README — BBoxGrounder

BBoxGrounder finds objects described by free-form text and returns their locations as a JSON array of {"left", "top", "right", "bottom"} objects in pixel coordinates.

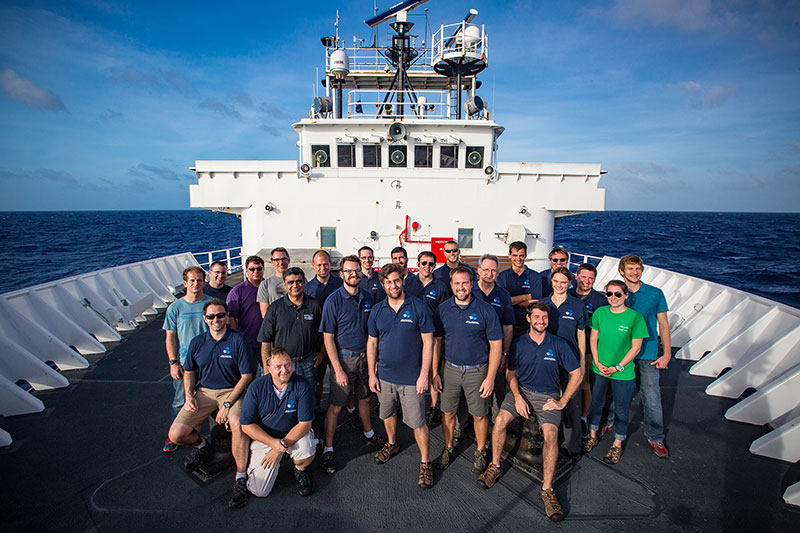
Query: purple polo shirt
[{"left": 226, "top": 280, "right": 262, "bottom": 348}]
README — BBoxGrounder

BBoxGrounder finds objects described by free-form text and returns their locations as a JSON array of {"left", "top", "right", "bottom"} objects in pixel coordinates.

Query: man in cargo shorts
[
  {"left": 476, "top": 300, "right": 582, "bottom": 522},
  {"left": 167, "top": 299, "right": 256, "bottom": 509},
  {"left": 367, "top": 264, "right": 435, "bottom": 488},
  {"left": 432, "top": 266, "right": 503, "bottom": 475}
]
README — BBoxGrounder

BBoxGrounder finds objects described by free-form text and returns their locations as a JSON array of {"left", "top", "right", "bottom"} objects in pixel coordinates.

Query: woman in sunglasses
[{"left": 583, "top": 280, "right": 648, "bottom": 464}]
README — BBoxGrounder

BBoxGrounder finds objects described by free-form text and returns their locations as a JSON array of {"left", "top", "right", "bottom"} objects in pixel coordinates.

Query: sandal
[{"left": 603, "top": 445, "right": 622, "bottom": 464}]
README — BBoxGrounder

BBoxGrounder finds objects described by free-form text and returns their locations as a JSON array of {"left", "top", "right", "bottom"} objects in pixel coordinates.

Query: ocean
[{"left": 0, "top": 210, "right": 798, "bottom": 308}]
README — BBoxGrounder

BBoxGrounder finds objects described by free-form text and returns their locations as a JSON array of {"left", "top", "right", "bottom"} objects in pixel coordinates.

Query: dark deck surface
[{"left": 1, "top": 309, "right": 799, "bottom": 532}]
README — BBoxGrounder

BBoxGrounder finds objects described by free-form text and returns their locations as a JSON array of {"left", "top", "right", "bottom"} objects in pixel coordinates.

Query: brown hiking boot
[
  {"left": 418, "top": 462, "right": 433, "bottom": 489},
  {"left": 477, "top": 462, "right": 503, "bottom": 489},
  {"left": 374, "top": 442, "right": 400, "bottom": 464},
  {"left": 540, "top": 488, "right": 565, "bottom": 522}
]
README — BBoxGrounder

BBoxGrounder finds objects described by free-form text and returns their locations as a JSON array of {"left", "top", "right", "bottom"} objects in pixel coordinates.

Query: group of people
[{"left": 161, "top": 241, "right": 671, "bottom": 521}]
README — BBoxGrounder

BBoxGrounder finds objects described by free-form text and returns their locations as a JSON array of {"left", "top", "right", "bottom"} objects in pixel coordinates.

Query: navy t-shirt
[
  {"left": 420, "top": 278, "right": 450, "bottom": 311},
  {"left": 569, "top": 287, "right": 608, "bottom": 319},
  {"left": 368, "top": 295, "right": 434, "bottom": 386},
  {"left": 433, "top": 263, "right": 476, "bottom": 285},
  {"left": 183, "top": 329, "right": 256, "bottom": 390},
  {"left": 539, "top": 268, "right": 554, "bottom": 297},
  {"left": 508, "top": 333, "right": 579, "bottom": 394},
  {"left": 240, "top": 374, "right": 314, "bottom": 439},
  {"left": 359, "top": 269, "right": 386, "bottom": 303},
  {"left": 434, "top": 297, "right": 503, "bottom": 366},
  {"left": 319, "top": 286, "right": 374, "bottom": 352},
  {"left": 305, "top": 275, "right": 343, "bottom": 305},
  {"left": 404, "top": 273, "right": 424, "bottom": 299},
  {"left": 203, "top": 284, "right": 232, "bottom": 301},
  {"left": 542, "top": 295, "right": 587, "bottom": 357},
  {"left": 496, "top": 266, "right": 543, "bottom": 326},
  {"left": 472, "top": 283, "right": 516, "bottom": 326}
]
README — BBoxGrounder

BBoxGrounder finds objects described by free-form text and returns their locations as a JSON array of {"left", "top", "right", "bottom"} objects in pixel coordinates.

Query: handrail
[
  {"left": 569, "top": 252, "right": 603, "bottom": 269},
  {"left": 192, "top": 246, "right": 243, "bottom": 274}
]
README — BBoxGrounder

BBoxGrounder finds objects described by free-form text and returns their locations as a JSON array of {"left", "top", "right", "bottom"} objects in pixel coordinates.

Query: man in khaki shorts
[
  {"left": 367, "top": 264, "right": 435, "bottom": 488},
  {"left": 167, "top": 298, "right": 256, "bottom": 509},
  {"left": 476, "top": 301, "right": 582, "bottom": 522}
]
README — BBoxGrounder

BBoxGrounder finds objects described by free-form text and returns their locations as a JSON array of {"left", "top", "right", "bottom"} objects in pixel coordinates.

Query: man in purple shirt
[{"left": 227, "top": 255, "right": 265, "bottom": 367}]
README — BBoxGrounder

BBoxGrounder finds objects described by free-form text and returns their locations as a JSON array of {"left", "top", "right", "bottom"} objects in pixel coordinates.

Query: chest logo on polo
[
  {"left": 523, "top": 279, "right": 530, "bottom": 287},
  {"left": 363, "top": 301, "right": 371, "bottom": 312},
  {"left": 286, "top": 399, "right": 297, "bottom": 413},
  {"left": 543, "top": 349, "right": 556, "bottom": 362},
  {"left": 303, "top": 313, "right": 314, "bottom": 321},
  {"left": 586, "top": 303, "right": 594, "bottom": 311},
  {"left": 492, "top": 296, "right": 501, "bottom": 307},
  {"left": 400, "top": 310, "right": 414, "bottom": 323},
  {"left": 562, "top": 309, "right": 575, "bottom": 321},
  {"left": 466, "top": 313, "right": 480, "bottom": 325},
  {"left": 428, "top": 290, "right": 437, "bottom": 297},
  {"left": 220, "top": 346, "right": 232, "bottom": 359}
]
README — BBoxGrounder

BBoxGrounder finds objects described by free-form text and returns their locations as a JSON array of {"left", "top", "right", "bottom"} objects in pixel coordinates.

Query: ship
[{"left": 1, "top": 2, "right": 798, "bottom": 530}]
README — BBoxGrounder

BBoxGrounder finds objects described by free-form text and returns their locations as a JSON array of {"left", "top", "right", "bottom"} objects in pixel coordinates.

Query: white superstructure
[{"left": 190, "top": 3, "right": 605, "bottom": 266}]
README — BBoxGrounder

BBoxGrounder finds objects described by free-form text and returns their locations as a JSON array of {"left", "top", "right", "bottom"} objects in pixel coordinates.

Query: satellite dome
[{"left": 330, "top": 49, "right": 350, "bottom": 79}]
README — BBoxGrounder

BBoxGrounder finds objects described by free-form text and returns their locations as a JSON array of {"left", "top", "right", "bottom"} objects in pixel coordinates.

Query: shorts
[
  {"left": 328, "top": 352, "right": 369, "bottom": 407},
  {"left": 247, "top": 430, "right": 318, "bottom": 497},
  {"left": 440, "top": 362, "right": 490, "bottom": 418},
  {"left": 172, "top": 387, "right": 241, "bottom": 430},
  {"left": 500, "top": 387, "right": 561, "bottom": 428},
  {"left": 377, "top": 380, "right": 426, "bottom": 429}
]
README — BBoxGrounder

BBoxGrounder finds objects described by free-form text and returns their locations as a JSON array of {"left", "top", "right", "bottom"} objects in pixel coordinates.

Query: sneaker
[
  {"left": 363, "top": 432, "right": 385, "bottom": 447},
  {"left": 453, "top": 426, "right": 463, "bottom": 443},
  {"left": 472, "top": 447, "right": 488, "bottom": 474},
  {"left": 427, "top": 405, "right": 442, "bottom": 427},
  {"left": 540, "top": 488, "right": 565, "bottom": 522},
  {"left": 434, "top": 446, "right": 455, "bottom": 470},
  {"left": 582, "top": 436, "right": 598, "bottom": 452},
  {"left": 603, "top": 445, "right": 622, "bottom": 465},
  {"left": 374, "top": 442, "right": 400, "bottom": 464},
  {"left": 162, "top": 438, "right": 179, "bottom": 453},
  {"left": 322, "top": 451, "right": 335, "bottom": 474},
  {"left": 477, "top": 463, "right": 503, "bottom": 489},
  {"left": 418, "top": 462, "right": 433, "bottom": 489},
  {"left": 599, "top": 424, "right": 613, "bottom": 437},
  {"left": 183, "top": 444, "right": 210, "bottom": 472},
  {"left": 347, "top": 409, "right": 363, "bottom": 430},
  {"left": 649, "top": 440, "right": 669, "bottom": 458},
  {"left": 228, "top": 477, "right": 249, "bottom": 509},
  {"left": 294, "top": 467, "right": 313, "bottom": 496}
]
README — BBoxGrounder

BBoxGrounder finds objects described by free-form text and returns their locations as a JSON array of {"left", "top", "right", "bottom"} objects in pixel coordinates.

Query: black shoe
[
  {"left": 347, "top": 409, "right": 363, "bottom": 430},
  {"left": 228, "top": 477, "right": 249, "bottom": 509},
  {"left": 183, "top": 444, "right": 210, "bottom": 472},
  {"left": 322, "top": 451, "right": 335, "bottom": 474},
  {"left": 294, "top": 467, "right": 313, "bottom": 496},
  {"left": 363, "top": 432, "right": 385, "bottom": 447},
  {"left": 427, "top": 405, "right": 442, "bottom": 427}
]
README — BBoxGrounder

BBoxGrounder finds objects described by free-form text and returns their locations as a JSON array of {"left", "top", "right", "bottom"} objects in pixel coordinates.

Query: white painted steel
[
  {"left": 784, "top": 482, "right": 800, "bottom": 506},
  {"left": 0, "top": 372, "right": 45, "bottom": 417},
  {"left": 749, "top": 414, "right": 800, "bottom": 462},
  {"left": 725, "top": 364, "right": 800, "bottom": 424},
  {"left": 0, "top": 428, "right": 11, "bottom": 447},
  {"left": 0, "top": 335, "right": 70, "bottom": 390}
]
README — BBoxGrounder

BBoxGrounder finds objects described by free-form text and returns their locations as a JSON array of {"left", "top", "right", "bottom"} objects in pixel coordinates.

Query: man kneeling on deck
[
  {"left": 240, "top": 347, "right": 317, "bottom": 498},
  {"left": 167, "top": 298, "right": 256, "bottom": 509},
  {"left": 476, "top": 301, "right": 582, "bottom": 522}
]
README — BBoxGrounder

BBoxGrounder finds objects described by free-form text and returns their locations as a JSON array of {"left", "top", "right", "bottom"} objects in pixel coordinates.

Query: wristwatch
[
  {"left": 168, "top": 359, "right": 179, "bottom": 366},
  {"left": 223, "top": 401, "right": 232, "bottom": 409},
  {"left": 616, "top": 364, "right": 625, "bottom": 372}
]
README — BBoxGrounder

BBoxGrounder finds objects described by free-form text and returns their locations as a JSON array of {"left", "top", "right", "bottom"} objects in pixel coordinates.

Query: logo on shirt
[
  {"left": 492, "top": 296, "right": 501, "bottom": 307},
  {"left": 523, "top": 279, "right": 530, "bottom": 287},
  {"left": 429, "top": 290, "right": 437, "bottom": 297},
  {"left": 286, "top": 399, "right": 297, "bottom": 413},
  {"left": 363, "top": 301, "right": 371, "bottom": 312},
  {"left": 618, "top": 325, "right": 630, "bottom": 332},
  {"left": 586, "top": 303, "right": 594, "bottom": 311},
  {"left": 543, "top": 349, "right": 556, "bottom": 361},
  {"left": 401, "top": 310, "right": 413, "bottom": 323},
  {"left": 220, "top": 346, "right": 232, "bottom": 359},
  {"left": 466, "top": 313, "right": 480, "bottom": 325},
  {"left": 562, "top": 309, "right": 575, "bottom": 321},
  {"left": 303, "top": 313, "right": 315, "bottom": 321}
]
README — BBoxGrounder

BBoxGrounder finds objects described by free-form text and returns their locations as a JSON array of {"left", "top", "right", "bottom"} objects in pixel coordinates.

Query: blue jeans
[
  {"left": 293, "top": 357, "right": 317, "bottom": 406},
  {"left": 604, "top": 363, "right": 665, "bottom": 443},
  {"left": 588, "top": 374, "right": 636, "bottom": 441},
  {"left": 171, "top": 377, "right": 185, "bottom": 418}
]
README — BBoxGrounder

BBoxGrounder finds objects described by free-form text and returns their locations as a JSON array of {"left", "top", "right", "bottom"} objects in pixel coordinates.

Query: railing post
[{"left": 226, "top": 249, "right": 232, "bottom": 273}]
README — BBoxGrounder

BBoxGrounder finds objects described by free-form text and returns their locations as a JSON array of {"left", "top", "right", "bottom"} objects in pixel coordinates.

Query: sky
[{"left": 0, "top": 0, "right": 798, "bottom": 212}]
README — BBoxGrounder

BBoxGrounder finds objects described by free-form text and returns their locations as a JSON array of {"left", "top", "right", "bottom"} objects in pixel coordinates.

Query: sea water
[{"left": 0, "top": 210, "right": 797, "bottom": 308}]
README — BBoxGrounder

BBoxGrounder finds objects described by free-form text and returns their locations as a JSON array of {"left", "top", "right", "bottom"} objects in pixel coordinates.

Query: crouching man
[
  {"left": 167, "top": 298, "right": 255, "bottom": 509},
  {"left": 240, "top": 347, "right": 317, "bottom": 499}
]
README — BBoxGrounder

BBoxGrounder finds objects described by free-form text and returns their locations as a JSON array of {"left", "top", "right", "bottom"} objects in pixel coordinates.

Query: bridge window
[
  {"left": 415, "top": 145, "right": 433, "bottom": 168},
  {"left": 458, "top": 228, "right": 474, "bottom": 249},
  {"left": 338, "top": 145, "right": 355, "bottom": 167},
  {"left": 465, "top": 146, "right": 484, "bottom": 169},
  {"left": 363, "top": 144, "right": 381, "bottom": 167},
  {"left": 440, "top": 145, "right": 458, "bottom": 168},
  {"left": 312, "top": 145, "right": 330, "bottom": 167},
  {"left": 320, "top": 227, "right": 336, "bottom": 248}
]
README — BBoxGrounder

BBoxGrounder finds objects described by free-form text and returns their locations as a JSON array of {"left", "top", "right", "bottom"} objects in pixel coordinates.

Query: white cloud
[
  {"left": 679, "top": 81, "right": 736, "bottom": 109},
  {"left": 0, "top": 68, "right": 66, "bottom": 111}
]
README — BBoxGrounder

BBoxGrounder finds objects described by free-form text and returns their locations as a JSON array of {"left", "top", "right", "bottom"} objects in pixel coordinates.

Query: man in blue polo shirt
[
  {"left": 432, "top": 266, "right": 503, "bottom": 475},
  {"left": 320, "top": 255, "right": 381, "bottom": 474},
  {"left": 367, "top": 264, "right": 435, "bottom": 488},
  {"left": 496, "top": 241, "right": 543, "bottom": 338},
  {"left": 476, "top": 301, "right": 582, "bottom": 522},
  {"left": 240, "top": 347, "right": 317, "bottom": 499},
  {"left": 305, "top": 249, "right": 343, "bottom": 305},
  {"left": 416, "top": 251, "right": 450, "bottom": 310},
  {"left": 358, "top": 246, "right": 386, "bottom": 303},
  {"left": 433, "top": 240, "right": 476, "bottom": 285},
  {"left": 391, "top": 246, "right": 424, "bottom": 298},
  {"left": 167, "top": 298, "right": 256, "bottom": 509}
]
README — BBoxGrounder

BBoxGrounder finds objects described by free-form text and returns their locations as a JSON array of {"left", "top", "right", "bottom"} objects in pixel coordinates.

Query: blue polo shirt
[
  {"left": 497, "top": 267, "right": 543, "bottom": 326},
  {"left": 359, "top": 269, "right": 386, "bottom": 303},
  {"left": 433, "top": 263, "right": 476, "bottom": 285},
  {"left": 472, "top": 283, "right": 515, "bottom": 326},
  {"left": 628, "top": 282, "right": 669, "bottom": 361},
  {"left": 319, "top": 286, "right": 373, "bottom": 352},
  {"left": 240, "top": 374, "right": 314, "bottom": 438},
  {"left": 569, "top": 287, "right": 608, "bottom": 320},
  {"left": 404, "top": 273, "right": 424, "bottom": 298},
  {"left": 420, "top": 278, "right": 450, "bottom": 311},
  {"left": 540, "top": 268, "right": 555, "bottom": 297},
  {"left": 434, "top": 296, "right": 503, "bottom": 366},
  {"left": 508, "top": 332, "right": 579, "bottom": 394},
  {"left": 368, "top": 295, "right": 434, "bottom": 386},
  {"left": 305, "top": 275, "right": 343, "bottom": 305},
  {"left": 542, "top": 295, "right": 587, "bottom": 357},
  {"left": 183, "top": 329, "right": 256, "bottom": 390}
]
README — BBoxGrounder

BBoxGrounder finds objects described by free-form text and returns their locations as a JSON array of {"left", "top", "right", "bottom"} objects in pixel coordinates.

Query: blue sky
[{"left": 0, "top": 0, "right": 798, "bottom": 212}]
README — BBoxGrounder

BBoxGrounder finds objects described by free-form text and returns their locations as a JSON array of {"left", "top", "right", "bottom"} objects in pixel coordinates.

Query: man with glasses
[
  {"left": 433, "top": 240, "right": 476, "bottom": 285},
  {"left": 497, "top": 241, "right": 543, "bottom": 338},
  {"left": 391, "top": 246, "right": 424, "bottom": 298},
  {"left": 162, "top": 266, "right": 211, "bottom": 453},
  {"left": 540, "top": 247, "right": 570, "bottom": 297},
  {"left": 204, "top": 260, "right": 232, "bottom": 301},
  {"left": 358, "top": 246, "right": 386, "bottom": 303},
  {"left": 257, "top": 267, "right": 323, "bottom": 389},
  {"left": 320, "top": 255, "right": 382, "bottom": 474},
  {"left": 227, "top": 255, "right": 266, "bottom": 365},
  {"left": 417, "top": 251, "right": 450, "bottom": 426},
  {"left": 305, "top": 249, "right": 343, "bottom": 305},
  {"left": 167, "top": 299, "right": 256, "bottom": 509},
  {"left": 257, "top": 247, "right": 290, "bottom": 317}
]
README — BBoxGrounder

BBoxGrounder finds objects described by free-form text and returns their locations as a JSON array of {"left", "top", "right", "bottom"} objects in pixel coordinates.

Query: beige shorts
[
  {"left": 172, "top": 387, "right": 241, "bottom": 430},
  {"left": 247, "top": 430, "right": 318, "bottom": 498}
]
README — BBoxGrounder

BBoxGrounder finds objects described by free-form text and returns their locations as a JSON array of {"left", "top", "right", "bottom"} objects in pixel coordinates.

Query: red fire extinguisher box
[{"left": 431, "top": 237, "right": 454, "bottom": 263}]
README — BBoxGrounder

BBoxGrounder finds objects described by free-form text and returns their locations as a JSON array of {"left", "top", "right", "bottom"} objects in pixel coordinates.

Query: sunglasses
[
  {"left": 419, "top": 261, "right": 435, "bottom": 266},
  {"left": 204, "top": 312, "right": 227, "bottom": 320},
  {"left": 551, "top": 257, "right": 568, "bottom": 263},
  {"left": 605, "top": 291, "right": 624, "bottom": 298},
  {"left": 444, "top": 248, "right": 459, "bottom": 253},
  {"left": 247, "top": 266, "right": 264, "bottom": 272}
]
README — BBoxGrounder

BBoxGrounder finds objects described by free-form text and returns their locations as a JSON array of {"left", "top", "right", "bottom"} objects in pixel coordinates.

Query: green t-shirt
[{"left": 590, "top": 306, "right": 648, "bottom": 381}]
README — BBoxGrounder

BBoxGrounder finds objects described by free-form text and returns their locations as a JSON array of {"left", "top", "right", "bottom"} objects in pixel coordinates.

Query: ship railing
[
  {"left": 568, "top": 252, "right": 603, "bottom": 269},
  {"left": 192, "top": 246, "right": 243, "bottom": 274},
  {"left": 326, "top": 46, "right": 437, "bottom": 74},
  {"left": 431, "top": 22, "right": 488, "bottom": 67},
  {"left": 346, "top": 89, "right": 452, "bottom": 119}
]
